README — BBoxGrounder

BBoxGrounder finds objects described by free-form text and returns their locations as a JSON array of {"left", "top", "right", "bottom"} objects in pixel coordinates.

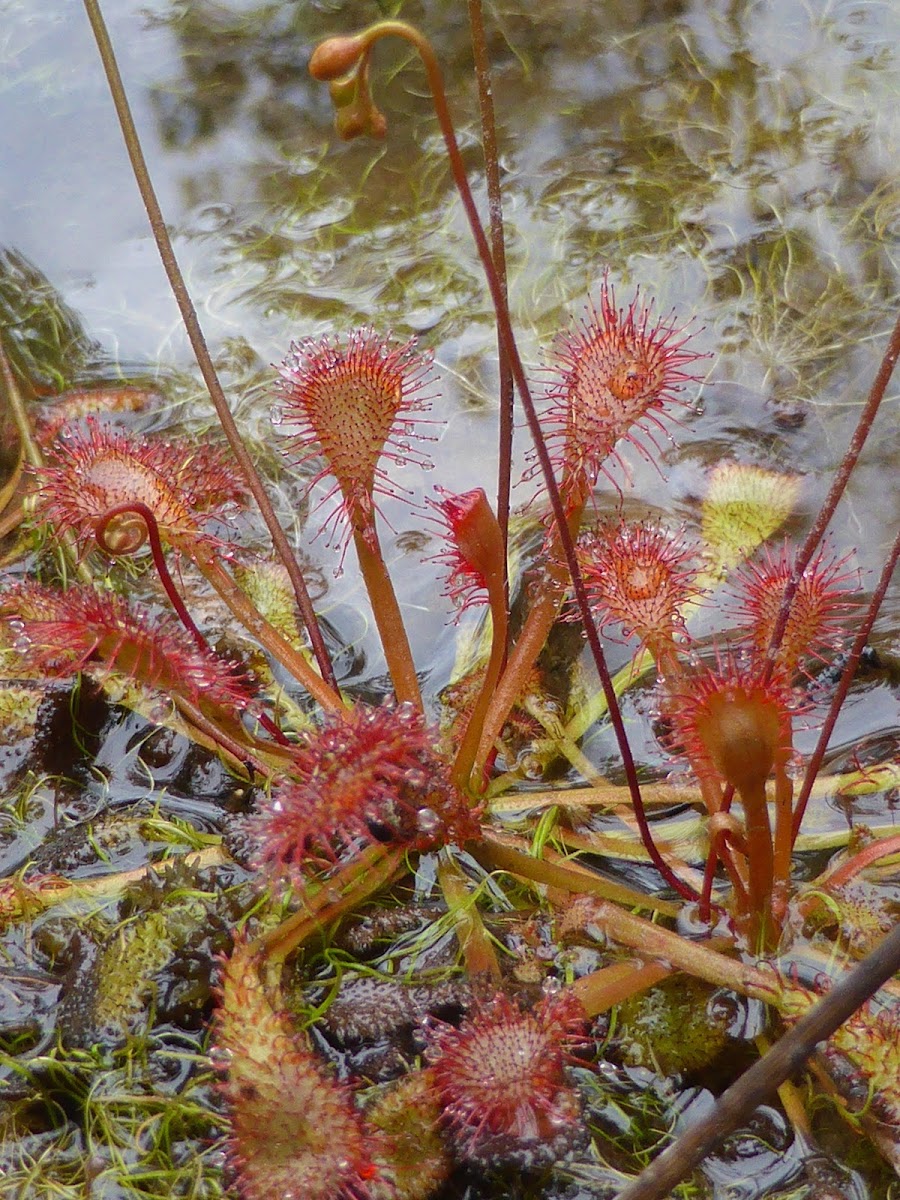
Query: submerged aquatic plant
[{"left": 0, "top": 4, "right": 898, "bottom": 1200}]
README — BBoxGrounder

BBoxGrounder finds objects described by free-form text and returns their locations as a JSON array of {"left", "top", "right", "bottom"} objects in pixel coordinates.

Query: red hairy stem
[
  {"left": 81, "top": 0, "right": 338, "bottom": 695},
  {"left": 185, "top": 542, "right": 343, "bottom": 713},
  {"left": 352, "top": 526, "right": 422, "bottom": 708},
  {"left": 95, "top": 502, "right": 209, "bottom": 652},
  {"left": 792, "top": 523, "right": 900, "bottom": 841},
  {"left": 315, "top": 20, "right": 696, "bottom": 898},
  {"left": 466, "top": 0, "right": 514, "bottom": 597},
  {"left": 763, "top": 306, "right": 900, "bottom": 682}
]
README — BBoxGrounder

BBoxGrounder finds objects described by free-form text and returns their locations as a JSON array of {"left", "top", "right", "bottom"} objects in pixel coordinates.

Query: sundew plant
[{"left": 0, "top": 3, "right": 899, "bottom": 1200}]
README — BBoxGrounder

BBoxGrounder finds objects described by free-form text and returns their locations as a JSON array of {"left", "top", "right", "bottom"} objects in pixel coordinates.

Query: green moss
[{"left": 615, "top": 976, "right": 731, "bottom": 1076}]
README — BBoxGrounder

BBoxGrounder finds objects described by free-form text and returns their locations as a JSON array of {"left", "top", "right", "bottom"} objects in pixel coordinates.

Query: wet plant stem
[
  {"left": 474, "top": 828, "right": 682, "bottom": 918},
  {"left": 617, "top": 920, "right": 900, "bottom": 1200},
  {"left": 253, "top": 844, "right": 406, "bottom": 967},
  {"left": 570, "top": 959, "right": 672, "bottom": 1018},
  {"left": 737, "top": 776, "right": 775, "bottom": 950},
  {"left": 450, "top": 553, "right": 509, "bottom": 790},
  {"left": 351, "top": 526, "right": 422, "bottom": 708},
  {"left": 562, "top": 898, "right": 776, "bottom": 1000},
  {"left": 437, "top": 851, "right": 501, "bottom": 983},
  {"left": 81, "top": 0, "right": 338, "bottom": 695},
  {"left": 812, "top": 830, "right": 900, "bottom": 893},
  {"left": 324, "top": 21, "right": 690, "bottom": 899},
  {"left": 771, "top": 752, "right": 794, "bottom": 913},
  {"left": 172, "top": 695, "right": 273, "bottom": 777},
  {"left": 187, "top": 543, "right": 343, "bottom": 712},
  {"left": 466, "top": 0, "right": 513, "bottom": 597},
  {"left": 0, "top": 846, "right": 226, "bottom": 925}
]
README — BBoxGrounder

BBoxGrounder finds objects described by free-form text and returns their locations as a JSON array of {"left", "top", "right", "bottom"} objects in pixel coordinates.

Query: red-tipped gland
[
  {"left": 425, "top": 988, "right": 588, "bottom": 1169},
  {"left": 252, "top": 702, "right": 478, "bottom": 879},
  {"left": 541, "top": 276, "right": 704, "bottom": 506},
  {"left": 34, "top": 419, "right": 243, "bottom": 556},
  {"left": 214, "top": 938, "right": 392, "bottom": 1200},
  {"left": 671, "top": 658, "right": 793, "bottom": 794},
  {"left": 430, "top": 488, "right": 505, "bottom": 613},
  {"left": 576, "top": 519, "right": 699, "bottom": 655},
  {"left": 1, "top": 582, "right": 254, "bottom": 715},
  {"left": 276, "top": 329, "right": 435, "bottom": 554},
  {"left": 730, "top": 543, "right": 858, "bottom": 677},
  {"left": 309, "top": 34, "right": 368, "bottom": 82}
]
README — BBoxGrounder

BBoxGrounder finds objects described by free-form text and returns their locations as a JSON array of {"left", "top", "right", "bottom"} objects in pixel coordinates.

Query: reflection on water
[
  {"left": 1, "top": 0, "right": 897, "bottom": 669},
  {"left": 1, "top": 3, "right": 899, "bottom": 1198}
]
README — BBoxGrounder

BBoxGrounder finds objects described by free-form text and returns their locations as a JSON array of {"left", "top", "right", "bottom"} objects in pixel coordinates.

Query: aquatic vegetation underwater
[{"left": 1, "top": 1, "right": 899, "bottom": 1198}]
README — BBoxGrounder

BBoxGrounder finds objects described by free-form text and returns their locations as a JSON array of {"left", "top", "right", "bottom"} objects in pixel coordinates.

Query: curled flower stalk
[
  {"left": 277, "top": 329, "right": 435, "bottom": 708},
  {"left": 34, "top": 420, "right": 342, "bottom": 712}
]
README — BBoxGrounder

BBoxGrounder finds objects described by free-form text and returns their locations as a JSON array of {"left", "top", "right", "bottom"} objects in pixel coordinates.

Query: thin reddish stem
[
  {"left": 341, "top": 21, "right": 694, "bottom": 899},
  {"left": 81, "top": 0, "right": 338, "bottom": 696},
  {"left": 764, "top": 307, "right": 900, "bottom": 682},
  {"left": 351, "top": 525, "right": 422, "bottom": 709},
  {"left": 95, "top": 502, "right": 208, "bottom": 651},
  {"left": 466, "top": 0, "right": 513, "bottom": 604},
  {"left": 792, "top": 524, "right": 900, "bottom": 840}
]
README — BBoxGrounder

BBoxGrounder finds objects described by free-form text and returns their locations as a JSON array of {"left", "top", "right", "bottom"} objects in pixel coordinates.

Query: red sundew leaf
[
  {"left": 575, "top": 519, "right": 700, "bottom": 652},
  {"left": 34, "top": 418, "right": 245, "bottom": 554},
  {"left": 538, "top": 275, "right": 705, "bottom": 505},
  {"left": 214, "top": 938, "right": 394, "bottom": 1200},
  {"left": 424, "top": 988, "right": 588, "bottom": 1170},
  {"left": 252, "top": 702, "right": 478, "bottom": 880},
  {"left": 274, "top": 328, "right": 437, "bottom": 551},
  {"left": 729, "top": 542, "right": 859, "bottom": 677},
  {"left": 1, "top": 582, "right": 255, "bottom": 714}
]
